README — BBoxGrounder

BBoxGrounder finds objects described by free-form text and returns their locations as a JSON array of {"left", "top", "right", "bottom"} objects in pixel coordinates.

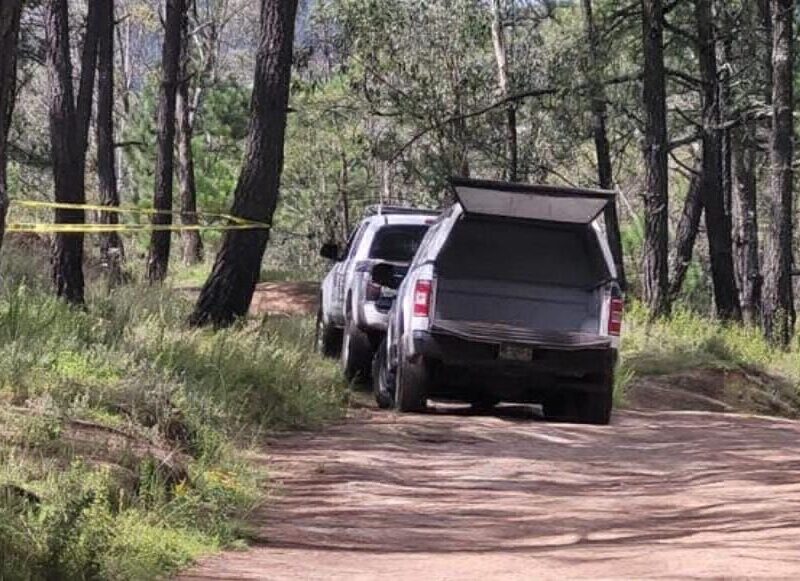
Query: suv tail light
[
  {"left": 413, "top": 279, "right": 433, "bottom": 317},
  {"left": 608, "top": 297, "right": 624, "bottom": 336}
]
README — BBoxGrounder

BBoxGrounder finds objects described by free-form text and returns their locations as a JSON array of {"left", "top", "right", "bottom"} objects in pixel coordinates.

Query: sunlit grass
[{"left": 0, "top": 247, "right": 346, "bottom": 579}]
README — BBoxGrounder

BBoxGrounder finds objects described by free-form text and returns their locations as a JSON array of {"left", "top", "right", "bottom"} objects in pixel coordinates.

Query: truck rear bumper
[{"left": 411, "top": 328, "right": 616, "bottom": 400}]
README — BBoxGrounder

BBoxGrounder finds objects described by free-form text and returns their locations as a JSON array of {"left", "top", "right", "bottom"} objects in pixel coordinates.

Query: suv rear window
[
  {"left": 437, "top": 217, "right": 608, "bottom": 288},
  {"left": 369, "top": 225, "right": 428, "bottom": 262}
]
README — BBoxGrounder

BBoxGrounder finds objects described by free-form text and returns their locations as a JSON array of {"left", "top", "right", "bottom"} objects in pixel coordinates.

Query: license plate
[{"left": 499, "top": 344, "right": 533, "bottom": 361}]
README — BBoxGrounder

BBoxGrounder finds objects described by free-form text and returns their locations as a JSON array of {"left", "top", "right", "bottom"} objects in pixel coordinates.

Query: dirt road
[{"left": 181, "top": 404, "right": 800, "bottom": 579}]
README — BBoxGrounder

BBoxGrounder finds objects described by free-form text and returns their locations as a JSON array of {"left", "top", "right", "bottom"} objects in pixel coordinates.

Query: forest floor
[
  {"left": 180, "top": 281, "right": 320, "bottom": 317},
  {"left": 180, "top": 401, "right": 800, "bottom": 579}
]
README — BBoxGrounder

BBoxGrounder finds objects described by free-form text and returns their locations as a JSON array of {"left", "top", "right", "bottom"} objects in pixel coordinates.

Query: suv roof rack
[{"left": 364, "top": 204, "right": 440, "bottom": 217}]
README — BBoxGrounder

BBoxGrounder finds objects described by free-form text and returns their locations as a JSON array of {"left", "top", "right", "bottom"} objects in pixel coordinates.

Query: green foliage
[
  {"left": 622, "top": 301, "right": 799, "bottom": 379},
  {"left": 123, "top": 77, "right": 249, "bottom": 217},
  {"left": 0, "top": 251, "right": 347, "bottom": 579}
]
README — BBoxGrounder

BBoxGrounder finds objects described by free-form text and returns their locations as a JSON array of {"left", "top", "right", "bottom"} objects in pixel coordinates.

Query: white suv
[{"left": 317, "top": 206, "right": 438, "bottom": 381}]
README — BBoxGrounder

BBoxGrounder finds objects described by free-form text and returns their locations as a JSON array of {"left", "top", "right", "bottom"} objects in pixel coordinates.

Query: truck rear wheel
[
  {"left": 372, "top": 340, "right": 394, "bottom": 409},
  {"left": 395, "top": 354, "right": 428, "bottom": 413},
  {"left": 542, "top": 393, "right": 575, "bottom": 422},
  {"left": 576, "top": 370, "right": 613, "bottom": 425},
  {"left": 341, "top": 320, "right": 373, "bottom": 383},
  {"left": 315, "top": 310, "right": 342, "bottom": 359}
]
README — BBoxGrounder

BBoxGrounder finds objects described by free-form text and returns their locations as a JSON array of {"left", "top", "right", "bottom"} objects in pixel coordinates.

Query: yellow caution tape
[
  {"left": 6, "top": 223, "right": 266, "bottom": 233},
  {"left": 6, "top": 199, "right": 270, "bottom": 234}
]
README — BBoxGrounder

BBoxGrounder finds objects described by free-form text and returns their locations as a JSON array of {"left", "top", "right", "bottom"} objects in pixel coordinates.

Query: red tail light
[
  {"left": 608, "top": 298, "right": 624, "bottom": 336},
  {"left": 413, "top": 280, "right": 433, "bottom": 317}
]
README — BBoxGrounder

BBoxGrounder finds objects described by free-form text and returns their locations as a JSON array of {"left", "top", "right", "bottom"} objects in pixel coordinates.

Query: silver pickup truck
[
  {"left": 372, "top": 178, "right": 623, "bottom": 424},
  {"left": 317, "top": 206, "right": 438, "bottom": 381}
]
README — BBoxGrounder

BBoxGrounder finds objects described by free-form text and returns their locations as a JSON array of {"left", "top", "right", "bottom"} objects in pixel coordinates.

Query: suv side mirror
[
  {"left": 320, "top": 243, "right": 340, "bottom": 261},
  {"left": 372, "top": 262, "right": 401, "bottom": 290}
]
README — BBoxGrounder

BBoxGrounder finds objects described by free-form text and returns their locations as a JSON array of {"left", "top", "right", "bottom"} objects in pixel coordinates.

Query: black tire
[
  {"left": 543, "top": 370, "right": 614, "bottom": 425},
  {"left": 395, "top": 353, "right": 429, "bottom": 413},
  {"left": 341, "top": 319, "right": 374, "bottom": 383},
  {"left": 542, "top": 392, "right": 575, "bottom": 422},
  {"left": 372, "top": 340, "right": 394, "bottom": 410},
  {"left": 315, "top": 310, "right": 342, "bottom": 359},
  {"left": 575, "top": 369, "right": 614, "bottom": 425}
]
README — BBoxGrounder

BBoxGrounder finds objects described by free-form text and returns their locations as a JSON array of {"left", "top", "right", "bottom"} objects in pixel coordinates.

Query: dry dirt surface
[
  {"left": 181, "top": 404, "right": 800, "bottom": 580},
  {"left": 247, "top": 282, "right": 319, "bottom": 317},
  {"left": 180, "top": 282, "right": 319, "bottom": 317}
]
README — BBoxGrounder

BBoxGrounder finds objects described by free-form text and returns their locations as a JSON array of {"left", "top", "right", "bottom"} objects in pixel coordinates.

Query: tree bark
[
  {"left": 177, "top": 3, "right": 203, "bottom": 266},
  {"left": 732, "top": 123, "right": 761, "bottom": 325},
  {"left": 76, "top": 0, "right": 99, "bottom": 160},
  {"left": 0, "top": 0, "right": 22, "bottom": 254},
  {"left": 189, "top": 0, "right": 299, "bottom": 327},
  {"left": 46, "top": 0, "right": 98, "bottom": 304},
  {"left": 489, "top": 0, "right": 518, "bottom": 182},
  {"left": 339, "top": 150, "right": 350, "bottom": 238},
  {"left": 762, "top": 0, "right": 795, "bottom": 346},
  {"left": 758, "top": 0, "right": 773, "bottom": 106},
  {"left": 695, "top": 0, "right": 741, "bottom": 321},
  {"left": 640, "top": 0, "right": 670, "bottom": 317},
  {"left": 147, "top": 0, "right": 184, "bottom": 283},
  {"left": 96, "top": 0, "right": 125, "bottom": 279},
  {"left": 582, "top": 0, "right": 626, "bottom": 291},
  {"left": 668, "top": 155, "right": 703, "bottom": 302}
]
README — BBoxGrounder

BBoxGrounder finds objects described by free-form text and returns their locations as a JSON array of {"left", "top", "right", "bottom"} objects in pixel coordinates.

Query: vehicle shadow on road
[
  {"left": 425, "top": 401, "right": 543, "bottom": 422},
  {"left": 244, "top": 407, "right": 800, "bottom": 569}
]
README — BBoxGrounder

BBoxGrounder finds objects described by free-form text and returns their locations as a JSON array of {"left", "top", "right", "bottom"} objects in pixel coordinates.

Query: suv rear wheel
[
  {"left": 315, "top": 309, "right": 342, "bottom": 358},
  {"left": 341, "top": 319, "right": 373, "bottom": 383},
  {"left": 576, "top": 369, "right": 613, "bottom": 425},
  {"left": 543, "top": 370, "right": 613, "bottom": 425},
  {"left": 395, "top": 353, "right": 428, "bottom": 413},
  {"left": 372, "top": 339, "right": 394, "bottom": 409},
  {"left": 542, "top": 392, "right": 574, "bottom": 422}
]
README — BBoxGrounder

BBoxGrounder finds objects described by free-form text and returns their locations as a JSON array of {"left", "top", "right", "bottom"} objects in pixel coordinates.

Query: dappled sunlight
[{"left": 184, "top": 408, "right": 800, "bottom": 579}]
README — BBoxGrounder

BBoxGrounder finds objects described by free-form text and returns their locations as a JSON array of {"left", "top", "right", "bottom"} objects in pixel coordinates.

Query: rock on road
[{"left": 181, "top": 405, "right": 800, "bottom": 579}]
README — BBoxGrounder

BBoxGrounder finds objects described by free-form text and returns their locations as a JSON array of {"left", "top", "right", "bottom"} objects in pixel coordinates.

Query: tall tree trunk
[
  {"left": 489, "top": 0, "right": 517, "bottom": 182},
  {"left": 147, "top": 0, "right": 184, "bottom": 283},
  {"left": 762, "top": 0, "right": 795, "bottom": 346},
  {"left": 189, "top": 0, "right": 299, "bottom": 327},
  {"left": 0, "top": 0, "right": 22, "bottom": 254},
  {"left": 177, "top": 4, "right": 203, "bottom": 265},
  {"left": 668, "top": 155, "right": 704, "bottom": 302},
  {"left": 339, "top": 150, "right": 350, "bottom": 238},
  {"left": 46, "top": 0, "right": 98, "bottom": 304},
  {"left": 732, "top": 123, "right": 761, "bottom": 325},
  {"left": 582, "top": 0, "right": 626, "bottom": 290},
  {"left": 759, "top": 0, "right": 773, "bottom": 106},
  {"left": 641, "top": 0, "right": 670, "bottom": 317},
  {"left": 96, "top": 0, "right": 125, "bottom": 279},
  {"left": 695, "top": 0, "right": 741, "bottom": 321}
]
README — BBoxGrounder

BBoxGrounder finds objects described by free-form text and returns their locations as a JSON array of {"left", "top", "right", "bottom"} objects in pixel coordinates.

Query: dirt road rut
[{"left": 182, "top": 405, "right": 800, "bottom": 579}]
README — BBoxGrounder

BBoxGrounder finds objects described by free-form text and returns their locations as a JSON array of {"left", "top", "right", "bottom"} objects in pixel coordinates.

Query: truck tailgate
[{"left": 430, "top": 319, "right": 611, "bottom": 350}]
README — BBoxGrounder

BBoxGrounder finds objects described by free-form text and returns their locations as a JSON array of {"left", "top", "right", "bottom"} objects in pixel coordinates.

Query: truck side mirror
[
  {"left": 372, "top": 262, "right": 401, "bottom": 290},
  {"left": 320, "top": 243, "right": 340, "bottom": 261}
]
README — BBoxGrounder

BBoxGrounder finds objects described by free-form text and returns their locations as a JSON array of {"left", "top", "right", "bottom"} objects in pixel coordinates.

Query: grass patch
[
  {"left": 0, "top": 247, "right": 346, "bottom": 579},
  {"left": 622, "top": 302, "right": 796, "bottom": 377},
  {"left": 618, "top": 302, "right": 800, "bottom": 415}
]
